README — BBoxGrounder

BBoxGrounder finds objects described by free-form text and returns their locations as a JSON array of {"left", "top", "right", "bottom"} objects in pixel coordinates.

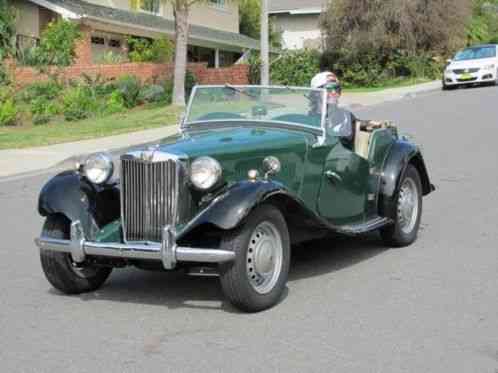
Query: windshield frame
[{"left": 181, "top": 85, "right": 328, "bottom": 140}]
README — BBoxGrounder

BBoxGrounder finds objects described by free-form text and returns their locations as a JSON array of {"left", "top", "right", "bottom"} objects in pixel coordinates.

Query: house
[
  {"left": 9, "top": 0, "right": 259, "bottom": 68},
  {"left": 269, "top": 0, "right": 326, "bottom": 50}
]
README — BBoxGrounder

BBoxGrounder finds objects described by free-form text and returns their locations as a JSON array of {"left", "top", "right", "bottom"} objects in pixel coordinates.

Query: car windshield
[
  {"left": 454, "top": 46, "right": 496, "bottom": 61},
  {"left": 184, "top": 85, "right": 327, "bottom": 129}
]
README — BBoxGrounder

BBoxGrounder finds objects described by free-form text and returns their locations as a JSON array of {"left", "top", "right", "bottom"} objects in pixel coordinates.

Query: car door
[
  {"left": 317, "top": 140, "right": 370, "bottom": 225},
  {"left": 316, "top": 109, "right": 370, "bottom": 225}
]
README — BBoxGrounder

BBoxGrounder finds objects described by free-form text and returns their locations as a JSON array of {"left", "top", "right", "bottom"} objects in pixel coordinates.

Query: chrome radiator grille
[{"left": 121, "top": 156, "right": 180, "bottom": 242}]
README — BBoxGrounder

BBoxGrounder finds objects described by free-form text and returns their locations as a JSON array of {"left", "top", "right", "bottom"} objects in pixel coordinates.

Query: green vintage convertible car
[{"left": 35, "top": 85, "right": 434, "bottom": 312}]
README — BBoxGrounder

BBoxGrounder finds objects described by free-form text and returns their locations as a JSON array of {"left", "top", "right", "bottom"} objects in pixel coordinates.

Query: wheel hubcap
[
  {"left": 246, "top": 221, "right": 283, "bottom": 294},
  {"left": 397, "top": 177, "right": 419, "bottom": 234}
]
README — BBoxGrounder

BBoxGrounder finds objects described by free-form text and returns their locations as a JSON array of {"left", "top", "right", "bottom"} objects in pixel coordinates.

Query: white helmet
[{"left": 311, "top": 71, "right": 338, "bottom": 89}]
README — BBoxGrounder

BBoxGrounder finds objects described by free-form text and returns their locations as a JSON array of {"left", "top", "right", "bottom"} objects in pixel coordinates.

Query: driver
[{"left": 310, "top": 71, "right": 354, "bottom": 144}]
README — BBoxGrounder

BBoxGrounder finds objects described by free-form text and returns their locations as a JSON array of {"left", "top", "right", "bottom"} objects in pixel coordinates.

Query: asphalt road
[{"left": 1, "top": 85, "right": 497, "bottom": 373}]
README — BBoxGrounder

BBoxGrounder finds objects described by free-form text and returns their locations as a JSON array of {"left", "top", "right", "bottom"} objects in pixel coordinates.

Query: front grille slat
[{"left": 121, "top": 157, "right": 181, "bottom": 243}]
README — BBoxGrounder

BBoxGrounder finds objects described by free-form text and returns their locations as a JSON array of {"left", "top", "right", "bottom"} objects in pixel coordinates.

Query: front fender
[
  {"left": 176, "top": 180, "right": 288, "bottom": 240},
  {"left": 38, "top": 171, "right": 120, "bottom": 240},
  {"left": 380, "top": 140, "right": 435, "bottom": 217}
]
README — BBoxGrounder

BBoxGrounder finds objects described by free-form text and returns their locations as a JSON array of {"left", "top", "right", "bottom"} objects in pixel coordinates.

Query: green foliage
[
  {"left": 0, "top": 64, "right": 10, "bottom": 86},
  {"left": 0, "top": 99, "right": 18, "bottom": 126},
  {"left": 103, "top": 90, "right": 126, "bottom": 115},
  {"left": 466, "top": 0, "right": 498, "bottom": 45},
  {"left": 115, "top": 75, "right": 142, "bottom": 108},
  {"left": 139, "top": 84, "right": 166, "bottom": 103},
  {"left": 0, "top": 0, "right": 16, "bottom": 60},
  {"left": 20, "top": 80, "right": 63, "bottom": 102},
  {"left": 97, "top": 51, "right": 127, "bottom": 64},
  {"left": 239, "top": 0, "right": 281, "bottom": 48},
  {"left": 30, "top": 97, "right": 60, "bottom": 125},
  {"left": 163, "top": 70, "right": 197, "bottom": 104},
  {"left": 248, "top": 50, "right": 320, "bottom": 86},
  {"left": 271, "top": 50, "right": 321, "bottom": 86},
  {"left": 320, "top": 51, "right": 444, "bottom": 88},
  {"left": 128, "top": 36, "right": 174, "bottom": 63},
  {"left": 62, "top": 85, "right": 98, "bottom": 121},
  {"left": 28, "top": 19, "right": 81, "bottom": 68}
]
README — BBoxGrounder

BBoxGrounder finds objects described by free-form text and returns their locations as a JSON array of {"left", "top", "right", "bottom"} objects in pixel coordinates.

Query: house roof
[
  {"left": 29, "top": 0, "right": 260, "bottom": 51},
  {"left": 269, "top": 0, "right": 326, "bottom": 14}
]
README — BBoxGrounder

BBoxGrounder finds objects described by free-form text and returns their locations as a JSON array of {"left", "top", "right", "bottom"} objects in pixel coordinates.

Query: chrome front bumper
[{"left": 34, "top": 221, "right": 235, "bottom": 270}]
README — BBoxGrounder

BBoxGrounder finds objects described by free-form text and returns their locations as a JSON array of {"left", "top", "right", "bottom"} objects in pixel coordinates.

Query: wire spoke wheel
[
  {"left": 246, "top": 221, "right": 283, "bottom": 294},
  {"left": 397, "top": 177, "right": 419, "bottom": 235}
]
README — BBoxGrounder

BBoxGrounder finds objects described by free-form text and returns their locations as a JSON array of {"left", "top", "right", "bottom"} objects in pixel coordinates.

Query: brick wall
[{"left": 10, "top": 62, "right": 250, "bottom": 88}]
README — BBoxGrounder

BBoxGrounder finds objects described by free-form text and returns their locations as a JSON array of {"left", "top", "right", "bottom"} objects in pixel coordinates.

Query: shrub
[
  {"left": 103, "top": 90, "right": 126, "bottom": 115},
  {"left": 35, "top": 19, "right": 81, "bottom": 67},
  {"left": 115, "top": 75, "right": 141, "bottom": 108},
  {"left": 162, "top": 70, "right": 197, "bottom": 104},
  {"left": 139, "top": 84, "right": 166, "bottom": 103},
  {"left": 97, "top": 51, "right": 127, "bottom": 64},
  {"left": 0, "top": 99, "right": 18, "bottom": 126},
  {"left": 62, "top": 86, "right": 97, "bottom": 121},
  {"left": 128, "top": 36, "right": 174, "bottom": 63},
  {"left": 248, "top": 50, "right": 319, "bottom": 86},
  {"left": 30, "top": 97, "right": 60, "bottom": 125},
  {"left": 0, "top": 64, "right": 10, "bottom": 86},
  {"left": 21, "top": 80, "right": 63, "bottom": 102},
  {"left": 0, "top": 0, "right": 16, "bottom": 60},
  {"left": 271, "top": 49, "right": 320, "bottom": 86}
]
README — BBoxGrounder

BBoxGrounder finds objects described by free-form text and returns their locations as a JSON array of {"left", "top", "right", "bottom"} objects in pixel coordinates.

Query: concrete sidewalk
[{"left": 0, "top": 80, "right": 441, "bottom": 179}]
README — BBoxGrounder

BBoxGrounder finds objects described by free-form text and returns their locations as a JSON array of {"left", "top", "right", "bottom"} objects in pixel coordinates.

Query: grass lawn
[
  {"left": 344, "top": 77, "right": 434, "bottom": 93},
  {"left": 0, "top": 104, "right": 181, "bottom": 150}
]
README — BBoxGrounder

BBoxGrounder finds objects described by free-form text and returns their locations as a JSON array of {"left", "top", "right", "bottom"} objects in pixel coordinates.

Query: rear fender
[{"left": 38, "top": 171, "right": 120, "bottom": 240}]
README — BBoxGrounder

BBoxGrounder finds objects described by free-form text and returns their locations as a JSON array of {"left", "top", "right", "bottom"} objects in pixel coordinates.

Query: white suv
[{"left": 443, "top": 44, "right": 498, "bottom": 89}]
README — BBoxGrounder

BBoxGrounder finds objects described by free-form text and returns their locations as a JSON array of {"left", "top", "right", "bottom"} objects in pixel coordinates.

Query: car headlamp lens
[
  {"left": 190, "top": 156, "right": 222, "bottom": 190},
  {"left": 83, "top": 153, "right": 114, "bottom": 184},
  {"left": 484, "top": 64, "right": 495, "bottom": 70}
]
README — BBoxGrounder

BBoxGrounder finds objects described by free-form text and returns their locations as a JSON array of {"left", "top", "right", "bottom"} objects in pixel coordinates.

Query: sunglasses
[{"left": 324, "top": 82, "right": 341, "bottom": 93}]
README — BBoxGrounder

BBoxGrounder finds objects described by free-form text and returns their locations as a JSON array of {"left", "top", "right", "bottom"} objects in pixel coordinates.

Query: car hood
[
  {"left": 448, "top": 57, "right": 496, "bottom": 69},
  {"left": 130, "top": 125, "right": 313, "bottom": 190}
]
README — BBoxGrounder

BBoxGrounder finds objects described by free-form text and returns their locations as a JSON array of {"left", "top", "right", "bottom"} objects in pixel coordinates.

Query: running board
[{"left": 334, "top": 217, "right": 392, "bottom": 236}]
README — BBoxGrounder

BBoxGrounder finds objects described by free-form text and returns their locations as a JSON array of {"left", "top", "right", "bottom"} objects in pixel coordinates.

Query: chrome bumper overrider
[{"left": 34, "top": 221, "right": 235, "bottom": 270}]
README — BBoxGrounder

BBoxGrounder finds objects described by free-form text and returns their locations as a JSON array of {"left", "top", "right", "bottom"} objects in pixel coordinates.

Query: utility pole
[{"left": 260, "top": 0, "right": 270, "bottom": 85}]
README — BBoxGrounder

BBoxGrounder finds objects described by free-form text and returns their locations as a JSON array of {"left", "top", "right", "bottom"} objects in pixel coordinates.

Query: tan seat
[{"left": 354, "top": 121, "right": 371, "bottom": 159}]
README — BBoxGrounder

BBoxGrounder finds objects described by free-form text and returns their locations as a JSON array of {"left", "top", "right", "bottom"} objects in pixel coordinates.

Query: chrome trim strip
[{"left": 34, "top": 221, "right": 235, "bottom": 269}]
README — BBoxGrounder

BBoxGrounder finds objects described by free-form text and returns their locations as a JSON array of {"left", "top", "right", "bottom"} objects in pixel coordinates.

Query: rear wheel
[
  {"left": 40, "top": 215, "right": 112, "bottom": 294},
  {"left": 219, "top": 204, "right": 290, "bottom": 312},
  {"left": 381, "top": 165, "right": 422, "bottom": 247}
]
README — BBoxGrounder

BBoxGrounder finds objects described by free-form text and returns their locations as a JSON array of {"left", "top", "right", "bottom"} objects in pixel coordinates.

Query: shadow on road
[{"left": 51, "top": 233, "right": 388, "bottom": 313}]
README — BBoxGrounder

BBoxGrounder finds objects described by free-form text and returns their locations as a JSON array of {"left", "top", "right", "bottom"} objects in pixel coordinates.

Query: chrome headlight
[
  {"left": 83, "top": 153, "right": 114, "bottom": 185},
  {"left": 190, "top": 156, "right": 222, "bottom": 190}
]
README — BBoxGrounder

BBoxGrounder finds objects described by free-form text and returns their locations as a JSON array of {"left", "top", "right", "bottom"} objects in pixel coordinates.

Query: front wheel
[
  {"left": 381, "top": 165, "right": 423, "bottom": 247},
  {"left": 219, "top": 204, "right": 290, "bottom": 312},
  {"left": 40, "top": 215, "right": 112, "bottom": 294}
]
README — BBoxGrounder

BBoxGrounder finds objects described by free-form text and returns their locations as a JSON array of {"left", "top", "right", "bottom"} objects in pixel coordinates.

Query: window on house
[
  {"left": 108, "top": 39, "right": 121, "bottom": 48},
  {"left": 140, "top": 0, "right": 160, "bottom": 13},
  {"left": 91, "top": 36, "right": 105, "bottom": 45}
]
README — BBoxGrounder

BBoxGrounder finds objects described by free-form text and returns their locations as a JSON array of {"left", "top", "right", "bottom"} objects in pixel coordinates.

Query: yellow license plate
[{"left": 460, "top": 73, "right": 473, "bottom": 80}]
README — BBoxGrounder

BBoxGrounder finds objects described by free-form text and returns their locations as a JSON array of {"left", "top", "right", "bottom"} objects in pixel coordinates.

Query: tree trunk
[{"left": 173, "top": 5, "right": 189, "bottom": 106}]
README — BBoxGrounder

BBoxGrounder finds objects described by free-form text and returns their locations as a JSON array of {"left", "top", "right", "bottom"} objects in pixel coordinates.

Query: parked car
[
  {"left": 35, "top": 85, "right": 435, "bottom": 312},
  {"left": 443, "top": 44, "right": 498, "bottom": 89}
]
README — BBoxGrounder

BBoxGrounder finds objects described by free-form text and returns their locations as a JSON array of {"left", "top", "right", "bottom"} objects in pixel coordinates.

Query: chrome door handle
[{"left": 325, "top": 170, "right": 342, "bottom": 183}]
